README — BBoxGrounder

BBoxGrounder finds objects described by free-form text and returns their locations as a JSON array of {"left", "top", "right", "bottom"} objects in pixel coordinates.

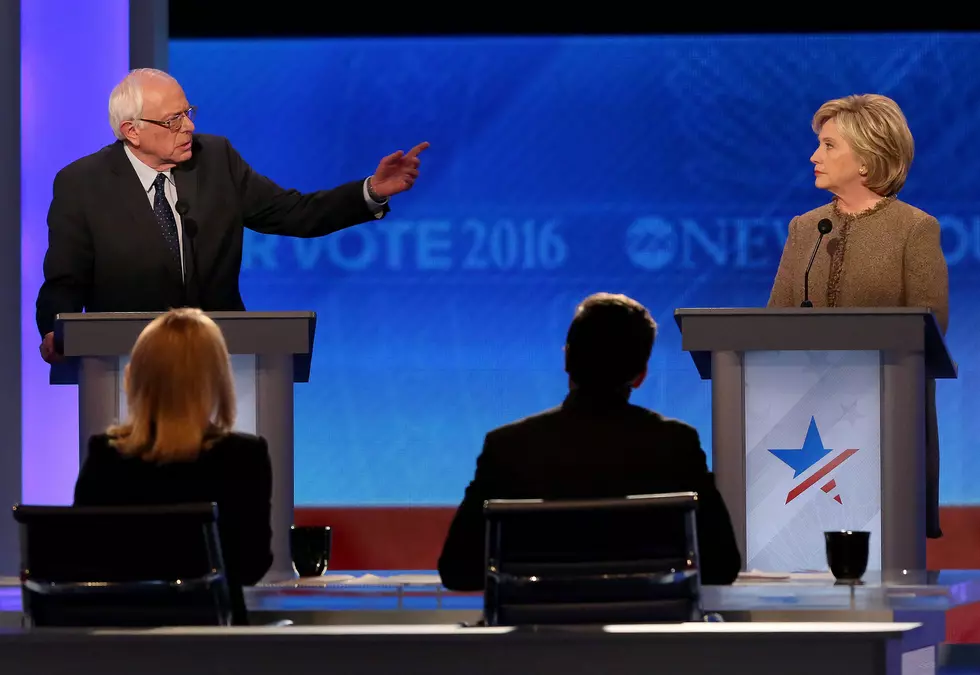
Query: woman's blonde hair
[
  {"left": 812, "top": 94, "right": 915, "bottom": 196},
  {"left": 108, "top": 308, "right": 236, "bottom": 462}
]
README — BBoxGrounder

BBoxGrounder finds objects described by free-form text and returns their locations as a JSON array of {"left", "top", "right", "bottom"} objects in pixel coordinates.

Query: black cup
[
  {"left": 825, "top": 530, "right": 870, "bottom": 582},
  {"left": 290, "top": 525, "right": 332, "bottom": 577}
]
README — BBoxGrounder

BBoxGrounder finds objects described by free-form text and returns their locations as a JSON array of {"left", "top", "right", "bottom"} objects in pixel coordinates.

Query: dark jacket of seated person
[
  {"left": 438, "top": 292, "right": 742, "bottom": 591},
  {"left": 72, "top": 308, "right": 274, "bottom": 595},
  {"left": 74, "top": 431, "right": 273, "bottom": 587}
]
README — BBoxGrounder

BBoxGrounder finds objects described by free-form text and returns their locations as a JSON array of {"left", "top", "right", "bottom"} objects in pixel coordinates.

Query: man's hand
[
  {"left": 370, "top": 141, "right": 430, "bottom": 198},
  {"left": 39, "top": 332, "right": 62, "bottom": 363}
]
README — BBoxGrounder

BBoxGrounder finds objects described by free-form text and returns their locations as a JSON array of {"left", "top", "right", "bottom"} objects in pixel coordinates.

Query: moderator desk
[
  {"left": 0, "top": 622, "right": 921, "bottom": 675},
  {"left": 2, "top": 570, "right": 975, "bottom": 674}
]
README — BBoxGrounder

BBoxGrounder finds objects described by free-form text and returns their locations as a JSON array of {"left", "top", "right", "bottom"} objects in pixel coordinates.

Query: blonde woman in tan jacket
[{"left": 768, "top": 94, "right": 949, "bottom": 538}]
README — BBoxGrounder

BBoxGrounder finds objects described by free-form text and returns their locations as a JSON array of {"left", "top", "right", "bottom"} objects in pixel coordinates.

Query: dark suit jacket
[
  {"left": 73, "top": 431, "right": 274, "bottom": 590},
  {"left": 36, "top": 133, "right": 387, "bottom": 336},
  {"left": 437, "top": 389, "right": 742, "bottom": 591}
]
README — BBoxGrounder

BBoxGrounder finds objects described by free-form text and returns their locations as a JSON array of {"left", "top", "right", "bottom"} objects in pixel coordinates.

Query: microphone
[
  {"left": 174, "top": 200, "right": 202, "bottom": 307},
  {"left": 801, "top": 218, "right": 834, "bottom": 308}
]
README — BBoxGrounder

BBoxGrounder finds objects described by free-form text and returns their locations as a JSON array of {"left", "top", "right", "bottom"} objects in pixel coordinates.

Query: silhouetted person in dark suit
[
  {"left": 438, "top": 292, "right": 742, "bottom": 590},
  {"left": 74, "top": 308, "right": 273, "bottom": 621}
]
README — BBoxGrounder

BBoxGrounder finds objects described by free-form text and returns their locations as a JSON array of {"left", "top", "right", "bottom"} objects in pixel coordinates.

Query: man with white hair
[{"left": 36, "top": 68, "right": 428, "bottom": 362}]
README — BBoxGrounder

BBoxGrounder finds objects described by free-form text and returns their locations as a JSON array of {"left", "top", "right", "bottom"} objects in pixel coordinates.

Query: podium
[
  {"left": 52, "top": 311, "right": 316, "bottom": 583},
  {"left": 674, "top": 307, "right": 956, "bottom": 573}
]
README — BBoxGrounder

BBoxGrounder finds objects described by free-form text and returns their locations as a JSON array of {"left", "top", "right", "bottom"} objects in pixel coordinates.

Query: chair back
[
  {"left": 12, "top": 502, "right": 233, "bottom": 627},
  {"left": 483, "top": 492, "right": 702, "bottom": 626}
]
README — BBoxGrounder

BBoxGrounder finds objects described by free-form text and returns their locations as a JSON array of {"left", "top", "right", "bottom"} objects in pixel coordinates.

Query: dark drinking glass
[
  {"left": 824, "top": 530, "right": 870, "bottom": 582},
  {"left": 290, "top": 525, "right": 332, "bottom": 577}
]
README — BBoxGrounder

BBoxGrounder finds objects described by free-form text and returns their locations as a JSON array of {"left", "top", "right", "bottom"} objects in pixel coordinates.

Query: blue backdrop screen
[{"left": 168, "top": 34, "right": 980, "bottom": 506}]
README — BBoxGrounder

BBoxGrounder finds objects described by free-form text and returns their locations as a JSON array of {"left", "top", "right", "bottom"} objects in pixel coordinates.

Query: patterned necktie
[{"left": 152, "top": 173, "right": 181, "bottom": 269}]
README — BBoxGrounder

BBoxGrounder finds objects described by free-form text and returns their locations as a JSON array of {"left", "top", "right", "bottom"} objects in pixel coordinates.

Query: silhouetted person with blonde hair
[{"left": 74, "top": 308, "right": 273, "bottom": 616}]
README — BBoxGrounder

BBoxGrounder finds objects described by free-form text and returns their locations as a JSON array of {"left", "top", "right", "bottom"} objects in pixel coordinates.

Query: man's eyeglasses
[{"left": 138, "top": 106, "right": 197, "bottom": 132}]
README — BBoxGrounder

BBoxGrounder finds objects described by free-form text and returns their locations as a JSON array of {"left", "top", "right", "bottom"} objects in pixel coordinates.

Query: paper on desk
[
  {"left": 341, "top": 573, "right": 443, "bottom": 586},
  {"left": 787, "top": 571, "right": 837, "bottom": 581},
  {"left": 738, "top": 570, "right": 791, "bottom": 581},
  {"left": 738, "top": 569, "right": 837, "bottom": 582},
  {"left": 257, "top": 574, "right": 356, "bottom": 587},
  {"left": 264, "top": 573, "right": 444, "bottom": 587},
  {"left": 290, "top": 574, "right": 358, "bottom": 586}
]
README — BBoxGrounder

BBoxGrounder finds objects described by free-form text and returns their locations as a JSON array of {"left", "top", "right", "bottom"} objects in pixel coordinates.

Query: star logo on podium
[{"left": 768, "top": 417, "right": 858, "bottom": 505}]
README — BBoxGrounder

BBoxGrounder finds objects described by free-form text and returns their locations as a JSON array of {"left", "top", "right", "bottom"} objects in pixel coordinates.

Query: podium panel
[
  {"left": 676, "top": 307, "right": 956, "bottom": 573},
  {"left": 743, "top": 350, "right": 881, "bottom": 571}
]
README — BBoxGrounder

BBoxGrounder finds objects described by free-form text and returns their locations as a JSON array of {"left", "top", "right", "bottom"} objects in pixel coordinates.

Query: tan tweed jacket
[
  {"left": 767, "top": 195, "right": 949, "bottom": 538},
  {"left": 767, "top": 197, "right": 949, "bottom": 334}
]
